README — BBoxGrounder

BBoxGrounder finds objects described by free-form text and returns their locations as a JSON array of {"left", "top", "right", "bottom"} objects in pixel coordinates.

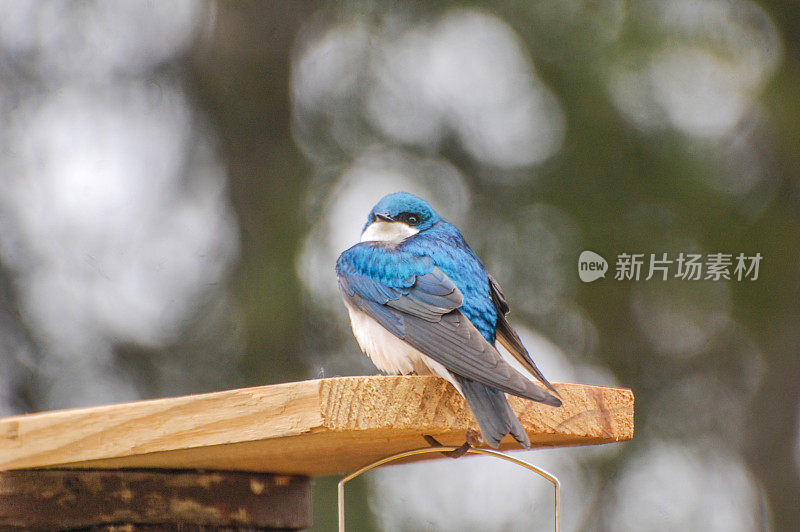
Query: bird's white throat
[{"left": 360, "top": 221, "right": 419, "bottom": 243}]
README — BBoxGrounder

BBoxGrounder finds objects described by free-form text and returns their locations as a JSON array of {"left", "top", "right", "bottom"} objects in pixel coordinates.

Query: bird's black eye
[{"left": 396, "top": 212, "right": 420, "bottom": 226}]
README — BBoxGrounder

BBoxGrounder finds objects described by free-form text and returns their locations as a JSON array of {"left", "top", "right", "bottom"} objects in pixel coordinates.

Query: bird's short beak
[{"left": 375, "top": 212, "right": 394, "bottom": 222}]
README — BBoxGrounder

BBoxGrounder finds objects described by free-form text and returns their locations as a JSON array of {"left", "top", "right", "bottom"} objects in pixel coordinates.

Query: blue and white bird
[{"left": 336, "top": 192, "right": 561, "bottom": 448}]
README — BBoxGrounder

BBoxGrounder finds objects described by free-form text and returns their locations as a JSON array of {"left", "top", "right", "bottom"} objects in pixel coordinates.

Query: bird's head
[{"left": 361, "top": 192, "right": 441, "bottom": 243}]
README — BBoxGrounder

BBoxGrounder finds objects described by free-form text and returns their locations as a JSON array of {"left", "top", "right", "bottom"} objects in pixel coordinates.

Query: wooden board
[
  {"left": 0, "top": 469, "right": 310, "bottom": 530},
  {"left": 0, "top": 376, "right": 633, "bottom": 476}
]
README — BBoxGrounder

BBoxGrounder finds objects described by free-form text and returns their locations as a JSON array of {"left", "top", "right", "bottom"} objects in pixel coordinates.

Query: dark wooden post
[{"left": 0, "top": 470, "right": 310, "bottom": 531}]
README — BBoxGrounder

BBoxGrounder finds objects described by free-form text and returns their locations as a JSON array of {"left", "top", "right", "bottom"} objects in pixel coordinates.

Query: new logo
[{"left": 578, "top": 250, "right": 608, "bottom": 282}]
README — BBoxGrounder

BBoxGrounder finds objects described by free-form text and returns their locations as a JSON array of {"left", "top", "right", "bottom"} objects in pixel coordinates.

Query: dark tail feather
[{"left": 454, "top": 374, "right": 530, "bottom": 449}]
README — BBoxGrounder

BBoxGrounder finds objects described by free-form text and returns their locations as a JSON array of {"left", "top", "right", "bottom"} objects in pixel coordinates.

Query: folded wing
[{"left": 337, "top": 244, "right": 560, "bottom": 406}]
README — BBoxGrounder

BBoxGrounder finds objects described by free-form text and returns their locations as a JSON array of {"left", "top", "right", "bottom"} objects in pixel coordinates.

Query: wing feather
[{"left": 488, "top": 275, "right": 559, "bottom": 396}]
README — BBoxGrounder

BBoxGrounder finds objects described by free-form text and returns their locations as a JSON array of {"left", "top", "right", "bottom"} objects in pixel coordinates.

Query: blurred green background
[{"left": 0, "top": 1, "right": 798, "bottom": 530}]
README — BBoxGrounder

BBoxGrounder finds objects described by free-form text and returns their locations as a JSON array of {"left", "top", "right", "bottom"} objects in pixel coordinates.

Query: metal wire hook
[{"left": 338, "top": 445, "right": 561, "bottom": 532}]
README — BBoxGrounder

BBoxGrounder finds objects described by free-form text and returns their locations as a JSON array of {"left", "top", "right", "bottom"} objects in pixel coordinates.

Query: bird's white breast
[
  {"left": 361, "top": 221, "right": 418, "bottom": 244},
  {"left": 345, "top": 305, "right": 462, "bottom": 395}
]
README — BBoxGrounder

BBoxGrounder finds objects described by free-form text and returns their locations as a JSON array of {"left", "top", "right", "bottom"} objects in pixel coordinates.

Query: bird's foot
[
  {"left": 465, "top": 429, "right": 483, "bottom": 447},
  {"left": 422, "top": 434, "right": 472, "bottom": 458}
]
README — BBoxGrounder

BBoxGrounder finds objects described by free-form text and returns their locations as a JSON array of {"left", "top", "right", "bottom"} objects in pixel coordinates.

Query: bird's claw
[{"left": 423, "top": 434, "right": 472, "bottom": 458}]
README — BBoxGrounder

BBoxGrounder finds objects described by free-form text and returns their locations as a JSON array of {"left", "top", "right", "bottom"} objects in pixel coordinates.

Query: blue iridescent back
[{"left": 399, "top": 221, "right": 497, "bottom": 342}]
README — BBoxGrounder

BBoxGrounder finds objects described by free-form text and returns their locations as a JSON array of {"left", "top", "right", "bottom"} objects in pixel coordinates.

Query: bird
[{"left": 335, "top": 191, "right": 562, "bottom": 448}]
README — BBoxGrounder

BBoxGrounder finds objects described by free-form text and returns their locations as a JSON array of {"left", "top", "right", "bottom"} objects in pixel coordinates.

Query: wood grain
[{"left": 0, "top": 376, "right": 633, "bottom": 476}]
